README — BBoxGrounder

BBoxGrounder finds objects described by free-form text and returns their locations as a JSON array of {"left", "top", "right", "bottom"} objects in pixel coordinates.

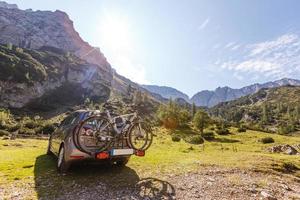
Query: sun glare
[{"left": 100, "top": 14, "right": 132, "bottom": 53}]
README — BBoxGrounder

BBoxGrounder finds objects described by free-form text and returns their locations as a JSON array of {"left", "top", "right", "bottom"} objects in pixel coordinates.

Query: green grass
[{"left": 0, "top": 127, "right": 299, "bottom": 199}]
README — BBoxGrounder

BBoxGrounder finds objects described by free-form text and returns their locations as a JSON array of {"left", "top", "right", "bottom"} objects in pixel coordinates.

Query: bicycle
[{"left": 74, "top": 109, "right": 153, "bottom": 154}]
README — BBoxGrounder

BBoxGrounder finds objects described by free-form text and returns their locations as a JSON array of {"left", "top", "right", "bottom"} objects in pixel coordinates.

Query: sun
[{"left": 99, "top": 14, "right": 132, "bottom": 53}]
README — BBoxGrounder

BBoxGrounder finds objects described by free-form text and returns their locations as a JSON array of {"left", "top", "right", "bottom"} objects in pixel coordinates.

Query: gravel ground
[{"left": 1, "top": 167, "right": 299, "bottom": 200}]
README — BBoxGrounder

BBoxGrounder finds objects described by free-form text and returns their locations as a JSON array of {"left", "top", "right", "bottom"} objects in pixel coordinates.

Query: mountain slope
[
  {"left": 142, "top": 85, "right": 190, "bottom": 102},
  {"left": 0, "top": 1, "right": 111, "bottom": 73},
  {"left": 191, "top": 78, "right": 300, "bottom": 107},
  {"left": 0, "top": 44, "right": 110, "bottom": 109},
  {"left": 209, "top": 85, "right": 300, "bottom": 132},
  {"left": 0, "top": 1, "right": 162, "bottom": 113}
]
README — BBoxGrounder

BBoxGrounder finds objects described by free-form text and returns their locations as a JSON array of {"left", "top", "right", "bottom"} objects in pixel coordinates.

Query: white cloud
[
  {"left": 231, "top": 44, "right": 241, "bottom": 51},
  {"left": 224, "top": 42, "right": 236, "bottom": 49},
  {"left": 249, "top": 34, "right": 298, "bottom": 56},
  {"left": 220, "top": 33, "right": 300, "bottom": 80},
  {"left": 198, "top": 18, "right": 210, "bottom": 30}
]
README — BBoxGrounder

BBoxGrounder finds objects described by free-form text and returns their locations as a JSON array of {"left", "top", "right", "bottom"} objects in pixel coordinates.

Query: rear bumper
[{"left": 65, "top": 136, "right": 143, "bottom": 163}]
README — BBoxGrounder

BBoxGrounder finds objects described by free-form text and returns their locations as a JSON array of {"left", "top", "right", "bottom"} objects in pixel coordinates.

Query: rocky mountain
[
  {"left": 0, "top": 44, "right": 110, "bottom": 111},
  {"left": 0, "top": 1, "right": 111, "bottom": 74},
  {"left": 142, "top": 85, "right": 190, "bottom": 102},
  {"left": 0, "top": 1, "right": 156, "bottom": 113},
  {"left": 191, "top": 78, "right": 300, "bottom": 107}
]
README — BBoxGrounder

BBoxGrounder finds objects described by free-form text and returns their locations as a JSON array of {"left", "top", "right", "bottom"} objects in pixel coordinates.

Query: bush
[
  {"left": 260, "top": 137, "right": 274, "bottom": 144},
  {"left": 190, "top": 135, "right": 204, "bottom": 144},
  {"left": 18, "top": 127, "right": 36, "bottom": 135},
  {"left": 282, "top": 162, "right": 299, "bottom": 172},
  {"left": 6, "top": 124, "right": 20, "bottom": 132},
  {"left": 171, "top": 135, "right": 181, "bottom": 142},
  {"left": 0, "top": 130, "right": 10, "bottom": 136},
  {"left": 216, "top": 128, "right": 231, "bottom": 135},
  {"left": 24, "top": 120, "right": 39, "bottom": 129},
  {"left": 0, "top": 122, "right": 20, "bottom": 132},
  {"left": 209, "top": 127, "right": 215, "bottom": 131},
  {"left": 201, "top": 131, "right": 215, "bottom": 140},
  {"left": 237, "top": 127, "right": 246, "bottom": 132},
  {"left": 278, "top": 124, "right": 295, "bottom": 134},
  {"left": 40, "top": 123, "right": 56, "bottom": 135}
]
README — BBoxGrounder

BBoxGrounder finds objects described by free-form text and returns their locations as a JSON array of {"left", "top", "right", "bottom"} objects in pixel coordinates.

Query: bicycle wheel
[
  {"left": 128, "top": 122, "right": 153, "bottom": 151},
  {"left": 75, "top": 116, "right": 114, "bottom": 154}
]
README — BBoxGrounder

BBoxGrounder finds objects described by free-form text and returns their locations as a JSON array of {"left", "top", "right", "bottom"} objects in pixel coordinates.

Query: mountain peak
[
  {"left": 191, "top": 78, "right": 300, "bottom": 107},
  {"left": 142, "top": 85, "right": 190, "bottom": 102},
  {"left": 0, "top": 1, "right": 18, "bottom": 9}
]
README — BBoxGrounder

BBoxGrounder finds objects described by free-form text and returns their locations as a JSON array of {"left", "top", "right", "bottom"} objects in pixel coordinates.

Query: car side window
[
  {"left": 60, "top": 115, "right": 73, "bottom": 127},
  {"left": 69, "top": 113, "right": 80, "bottom": 125}
]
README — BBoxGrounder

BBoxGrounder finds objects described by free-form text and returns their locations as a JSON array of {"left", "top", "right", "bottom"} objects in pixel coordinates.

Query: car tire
[
  {"left": 115, "top": 157, "right": 130, "bottom": 167},
  {"left": 57, "top": 145, "right": 70, "bottom": 173}
]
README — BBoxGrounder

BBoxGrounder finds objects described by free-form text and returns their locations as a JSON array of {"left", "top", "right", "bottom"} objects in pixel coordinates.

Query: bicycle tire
[
  {"left": 128, "top": 122, "right": 153, "bottom": 151},
  {"left": 75, "top": 116, "right": 114, "bottom": 154}
]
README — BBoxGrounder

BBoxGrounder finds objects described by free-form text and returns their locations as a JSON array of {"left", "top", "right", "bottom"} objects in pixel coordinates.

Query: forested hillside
[{"left": 209, "top": 86, "right": 300, "bottom": 134}]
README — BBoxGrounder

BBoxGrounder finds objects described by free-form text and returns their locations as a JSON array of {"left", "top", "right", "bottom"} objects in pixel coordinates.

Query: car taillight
[
  {"left": 70, "top": 155, "right": 84, "bottom": 159},
  {"left": 135, "top": 150, "right": 145, "bottom": 157},
  {"left": 96, "top": 152, "right": 109, "bottom": 159}
]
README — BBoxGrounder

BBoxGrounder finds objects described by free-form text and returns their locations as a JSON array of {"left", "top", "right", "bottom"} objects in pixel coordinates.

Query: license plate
[
  {"left": 111, "top": 149, "right": 134, "bottom": 156},
  {"left": 82, "top": 137, "right": 97, "bottom": 147}
]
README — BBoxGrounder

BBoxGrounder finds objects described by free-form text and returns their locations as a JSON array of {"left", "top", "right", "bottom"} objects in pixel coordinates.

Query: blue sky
[{"left": 5, "top": 0, "right": 300, "bottom": 96}]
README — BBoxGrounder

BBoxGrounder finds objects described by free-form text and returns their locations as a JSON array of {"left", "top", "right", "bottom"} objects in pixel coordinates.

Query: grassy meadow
[{"left": 0, "top": 127, "right": 299, "bottom": 199}]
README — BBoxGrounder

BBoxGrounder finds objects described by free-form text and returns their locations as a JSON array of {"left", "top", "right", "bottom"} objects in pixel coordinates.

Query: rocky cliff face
[
  {"left": 191, "top": 78, "right": 300, "bottom": 107},
  {"left": 0, "top": 45, "right": 110, "bottom": 109},
  {"left": 0, "top": 2, "right": 140, "bottom": 110},
  {"left": 0, "top": 2, "right": 111, "bottom": 74}
]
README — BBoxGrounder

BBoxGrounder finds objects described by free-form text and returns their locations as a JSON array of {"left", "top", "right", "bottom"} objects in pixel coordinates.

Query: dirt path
[{"left": 38, "top": 168, "right": 300, "bottom": 200}]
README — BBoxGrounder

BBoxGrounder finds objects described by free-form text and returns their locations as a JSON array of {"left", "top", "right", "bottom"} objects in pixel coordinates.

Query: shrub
[
  {"left": 171, "top": 135, "right": 181, "bottom": 142},
  {"left": 24, "top": 120, "right": 40, "bottom": 129},
  {"left": 209, "top": 127, "right": 215, "bottom": 131},
  {"left": 5, "top": 124, "right": 20, "bottom": 132},
  {"left": 278, "top": 124, "right": 295, "bottom": 134},
  {"left": 190, "top": 135, "right": 204, "bottom": 144},
  {"left": 260, "top": 137, "right": 274, "bottom": 144},
  {"left": 216, "top": 128, "right": 231, "bottom": 135},
  {"left": 237, "top": 127, "right": 246, "bottom": 132},
  {"left": 282, "top": 162, "right": 299, "bottom": 172},
  {"left": 18, "top": 127, "right": 36, "bottom": 135},
  {"left": 201, "top": 131, "right": 215, "bottom": 140},
  {"left": 40, "top": 123, "right": 56, "bottom": 135},
  {"left": 0, "top": 130, "right": 10, "bottom": 136}
]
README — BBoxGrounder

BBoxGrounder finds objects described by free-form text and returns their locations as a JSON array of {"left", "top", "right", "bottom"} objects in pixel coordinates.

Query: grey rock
[{"left": 260, "top": 191, "right": 277, "bottom": 200}]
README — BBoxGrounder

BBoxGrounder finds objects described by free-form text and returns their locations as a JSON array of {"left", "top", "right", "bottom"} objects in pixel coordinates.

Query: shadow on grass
[
  {"left": 211, "top": 138, "right": 240, "bottom": 143},
  {"left": 34, "top": 154, "right": 176, "bottom": 199}
]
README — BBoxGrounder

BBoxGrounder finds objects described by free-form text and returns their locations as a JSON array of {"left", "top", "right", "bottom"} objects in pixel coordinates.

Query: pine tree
[
  {"left": 261, "top": 104, "right": 269, "bottom": 124},
  {"left": 294, "top": 105, "right": 300, "bottom": 121},
  {"left": 191, "top": 102, "right": 196, "bottom": 117},
  {"left": 133, "top": 90, "right": 142, "bottom": 104},
  {"left": 193, "top": 110, "right": 210, "bottom": 134},
  {"left": 6, "top": 43, "right": 12, "bottom": 50},
  {"left": 127, "top": 84, "right": 132, "bottom": 96}
]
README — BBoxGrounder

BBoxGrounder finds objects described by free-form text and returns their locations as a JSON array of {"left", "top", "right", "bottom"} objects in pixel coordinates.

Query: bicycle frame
[{"left": 105, "top": 110, "right": 138, "bottom": 135}]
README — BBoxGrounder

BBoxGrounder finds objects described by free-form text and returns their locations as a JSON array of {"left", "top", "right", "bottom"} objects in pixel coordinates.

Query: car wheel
[
  {"left": 46, "top": 136, "right": 52, "bottom": 155},
  {"left": 57, "top": 145, "right": 70, "bottom": 173},
  {"left": 116, "top": 157, "right": 130, "bottom": 167}
]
